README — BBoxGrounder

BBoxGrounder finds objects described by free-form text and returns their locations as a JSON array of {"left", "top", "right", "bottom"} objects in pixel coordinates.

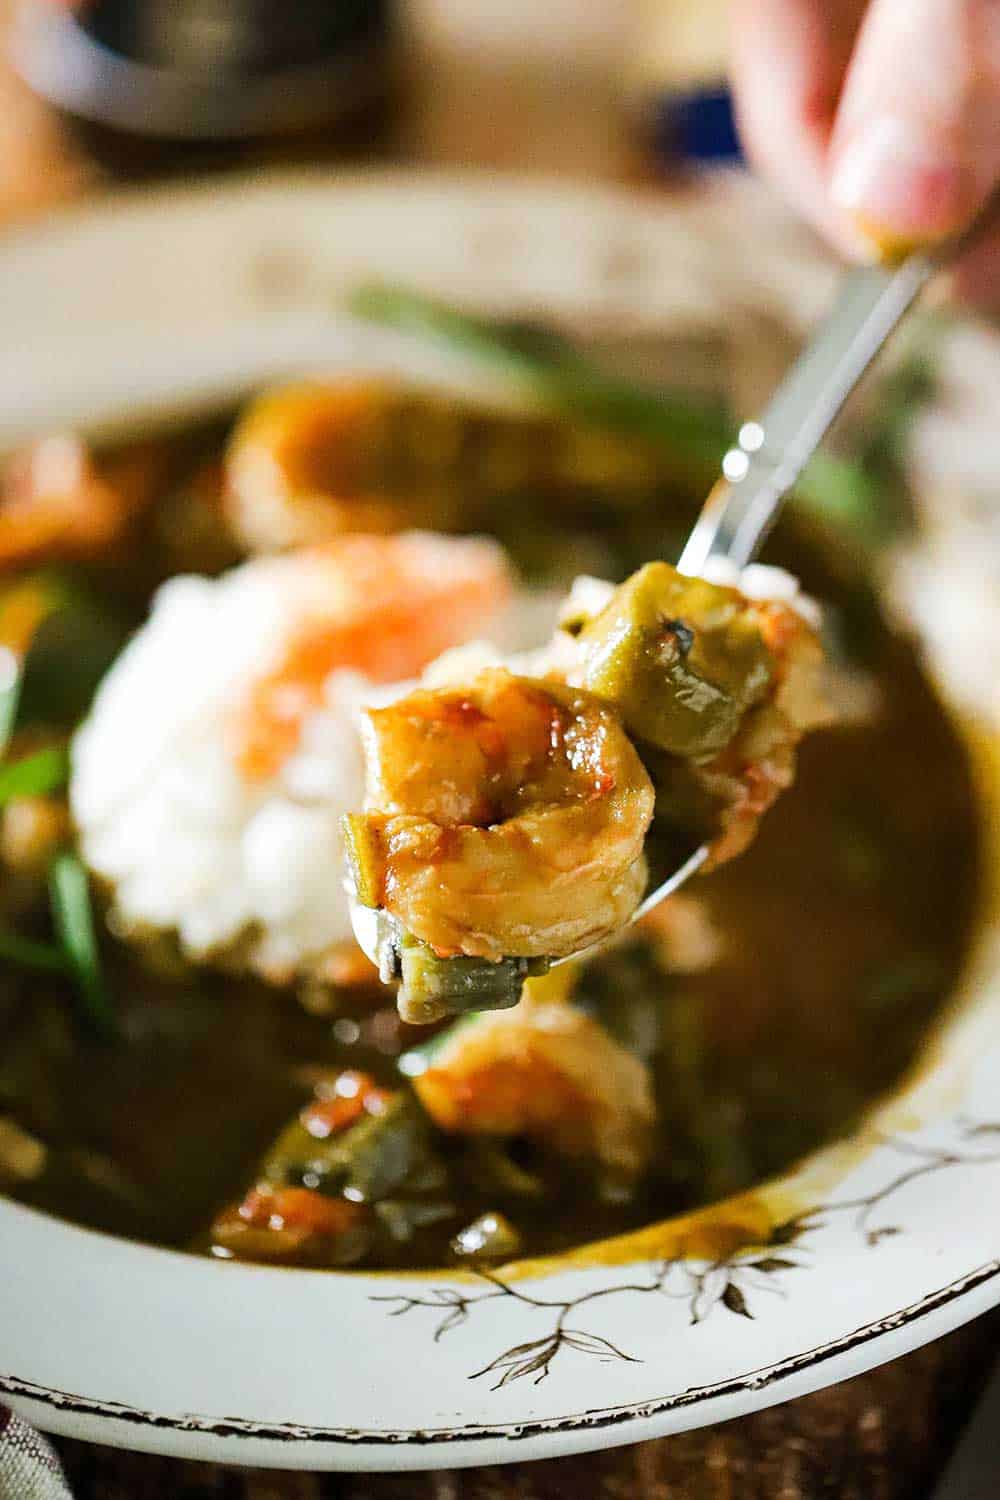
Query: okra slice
[
  {"left": 399, "top": 942, "right": 549, "bottom": 1025},
  {"left": 342, "top": 812, "right": 384, "bottom": 910},
  {"left": 375, "top": 911, "right": 549, "bottom": 1025},
  {"left": 266, "top": 1091, "right": 437, "bottom": 1204},
  {"left": 576, "top": 562, "right": 772, "bottom": 760}
]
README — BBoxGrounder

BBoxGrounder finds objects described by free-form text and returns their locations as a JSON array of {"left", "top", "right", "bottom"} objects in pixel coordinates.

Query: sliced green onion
[
  {"left": 0, "top": 745, "right": 69, "bottom": 806},
  {"left": 349, "top": 283, "right": 934, "bottom": 548},
  {"left": 348, "top": 284, "right": 728, "bottom": 478},
  {"left": 49, "top": 851, "right": 117, "bottom": 1040},
  {"left": 0, "top": 929, "right": 70, "bottom": 975}
]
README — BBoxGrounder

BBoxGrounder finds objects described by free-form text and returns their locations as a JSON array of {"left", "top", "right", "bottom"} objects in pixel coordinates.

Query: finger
[
  {"left": 731, "top": 0, "right": 869, "bottom": 256},
  {"left": 829, "top": 0, "right": 1000, "bottom": 252}
]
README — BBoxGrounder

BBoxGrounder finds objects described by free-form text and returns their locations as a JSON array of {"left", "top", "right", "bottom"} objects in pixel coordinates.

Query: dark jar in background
[{"left": 9, "top": 0, "right": 395, "bottom": 177}]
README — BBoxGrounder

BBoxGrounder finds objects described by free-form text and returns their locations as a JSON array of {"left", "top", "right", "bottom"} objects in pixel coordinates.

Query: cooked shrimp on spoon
[{"left": 346, "top": 186, "right": 1000, "bottom": 1023}]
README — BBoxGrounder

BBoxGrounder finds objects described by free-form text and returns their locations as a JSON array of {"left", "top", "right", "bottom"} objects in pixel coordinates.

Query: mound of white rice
[{"left": 71, "top": 534, "right": 518, "bottom": 983}]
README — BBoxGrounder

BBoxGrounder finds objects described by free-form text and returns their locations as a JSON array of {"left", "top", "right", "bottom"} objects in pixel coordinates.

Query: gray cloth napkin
[{"left": 0, "top": 1406, "right": 72, "bottom": 1499}]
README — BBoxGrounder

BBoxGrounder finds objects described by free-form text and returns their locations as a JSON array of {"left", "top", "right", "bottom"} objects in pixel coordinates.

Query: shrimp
[
  {"left": 224, "top": 381, "right": 455, "bottom": 553},
  {"left": 349, "top": 668, "right": 655, "bottom": 964},
  {"left": 680, "top": 598, "right": 831, "bottom": 867},
  {"left": 639, "top": 892, "right": 721, "bottom": 973},
  {"left": 412, "top": 973, "right": 654, "bottom": 1178},
  {"left": 222, "top": 378, "right": 670, "bottom": 557},
  {"left": 0, "top": 434, "right": 161, "bottom": 569},
  {"left": 210, "top": 1185, "right": 369, "bottom": 1266},
  {"left": 345, "top": 558, "right": 829, "bottom": 1021}
]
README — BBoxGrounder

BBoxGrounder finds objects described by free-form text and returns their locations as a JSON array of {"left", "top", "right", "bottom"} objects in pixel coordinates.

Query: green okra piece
[
  {"left": 342, "top": 812, "right": 383, "bottom": 909},
  {"left": 576, "top": 561, "right": 771, "bottom": 760},
  {"left": 374, "top": 909, "right": 549, "bottom": 1025}
]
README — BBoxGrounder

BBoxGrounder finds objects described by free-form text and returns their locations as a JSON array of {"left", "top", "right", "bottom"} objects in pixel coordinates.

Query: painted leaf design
[
  {"left": 721, "top": 1282, "right": 753, "bottom": 1319},
  {"left": 731, "top": 1267, "right": 789, "bottom": 1296},
  {"left": 371, "top": 1117, "right": 1000, "bottom": 1395},
  {"left": 434, "top": 1304, "right": 469, "bottom": 1340},
  {"left": 560, "top": 1329, "right": 640, "bottom": 1363},
  {"left": 658, "top": 1262, "right": 699, "bottom": 1300},
  {"left": 690, "top": 1266, "right": 728, "bottom": 1324},
  {"left": 866, "top": 1225, "right": 901, "bottom": 1246},
  {"left": 472, "top": 1337, "right": 555, "bottom": 1377},
  {"left": 373, "top": 1296, "right": 418, "bottom": 1317},
  {"left": 505, "top": 1349, "right": 557, "bottom": 1387},
  {"left": 473, "top": 1338, "right": 561, "bottom": 1389}
]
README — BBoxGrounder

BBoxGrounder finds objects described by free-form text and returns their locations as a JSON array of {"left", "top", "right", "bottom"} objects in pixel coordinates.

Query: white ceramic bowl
[{"left": 1, "top": 170, "right": 998, "bottom": 1473}]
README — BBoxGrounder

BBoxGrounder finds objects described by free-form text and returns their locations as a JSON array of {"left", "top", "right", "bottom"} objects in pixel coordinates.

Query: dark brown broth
[{"left": 0, "top": 420, "right": 982, "bottom": 1268}]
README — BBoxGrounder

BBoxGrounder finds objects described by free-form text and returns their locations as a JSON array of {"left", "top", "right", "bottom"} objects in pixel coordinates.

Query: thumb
[{"left": 828, "top": 0, "right": 1000, "bottom": 255}]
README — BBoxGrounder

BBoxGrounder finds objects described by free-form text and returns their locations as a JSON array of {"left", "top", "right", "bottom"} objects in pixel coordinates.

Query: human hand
[{"left": 731, "top": 0, "right": 1000, "bottom": 303}]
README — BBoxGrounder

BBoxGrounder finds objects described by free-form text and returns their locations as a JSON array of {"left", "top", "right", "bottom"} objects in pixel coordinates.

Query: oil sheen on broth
[{"left": 0, "top": 397, "right": 981, "bottom": 1271}]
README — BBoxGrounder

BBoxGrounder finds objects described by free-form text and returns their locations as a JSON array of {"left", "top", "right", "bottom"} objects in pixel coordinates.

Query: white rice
[
  {"left": 72, "top": 573, "right": 362, "bottom": 980},
  {"left": 71, "top": 537, "right": 524, "bottom": 984}
]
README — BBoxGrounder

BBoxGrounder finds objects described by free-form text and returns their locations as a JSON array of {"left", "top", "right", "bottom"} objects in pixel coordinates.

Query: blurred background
[{"left": 0, "top": 0, "right": 742, "bottom": 213}]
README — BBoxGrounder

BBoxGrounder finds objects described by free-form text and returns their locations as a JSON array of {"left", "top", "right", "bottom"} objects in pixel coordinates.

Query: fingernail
[{"left": 830, "top": 117, "right": 972, "bottom": 249}]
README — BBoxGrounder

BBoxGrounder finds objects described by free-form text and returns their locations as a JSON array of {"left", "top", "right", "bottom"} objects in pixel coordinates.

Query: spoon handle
[{"left": 677, "top": 253, "right": 934, "bottom": 576}]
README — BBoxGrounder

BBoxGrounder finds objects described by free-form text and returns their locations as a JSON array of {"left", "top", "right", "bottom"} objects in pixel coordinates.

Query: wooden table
[{"left": 2, "top": 2, "right": 997, "bottom": 1495}]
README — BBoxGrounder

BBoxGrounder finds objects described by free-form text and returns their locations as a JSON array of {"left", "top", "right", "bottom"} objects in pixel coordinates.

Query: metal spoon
[
  {"left": 349, "top": 230, "right": 969, "bottom": 979},
  {"left": 630, "top": 246, "right": 941, "bottom": 923}
]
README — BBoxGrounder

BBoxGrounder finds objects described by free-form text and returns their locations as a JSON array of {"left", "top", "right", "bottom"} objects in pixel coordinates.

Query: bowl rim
[{"left": 1, "top": 166, "right": 998, "bottom": 1472}]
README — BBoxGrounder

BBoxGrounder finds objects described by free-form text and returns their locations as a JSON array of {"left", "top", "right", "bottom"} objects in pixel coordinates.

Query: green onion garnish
[
  {"left": 0, "top": 745, "right": 69, "bottom": 806},
  {"left": 0, "top": 930, "right": 70, "bottom": 975},
  {"left": 49, "top": 851, "right": 117, "bottom": 1040},
  {"left": 348, "top": 283, "right": 934, "bottom": 548}
]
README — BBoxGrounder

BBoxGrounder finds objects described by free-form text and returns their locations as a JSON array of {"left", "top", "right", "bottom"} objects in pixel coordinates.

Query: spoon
[
  {"left": 349, "top": 229, "right": 971, "bottom": 983},
  {"left": 631, "top": 245, "right": 942, "bottom": 923}
]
